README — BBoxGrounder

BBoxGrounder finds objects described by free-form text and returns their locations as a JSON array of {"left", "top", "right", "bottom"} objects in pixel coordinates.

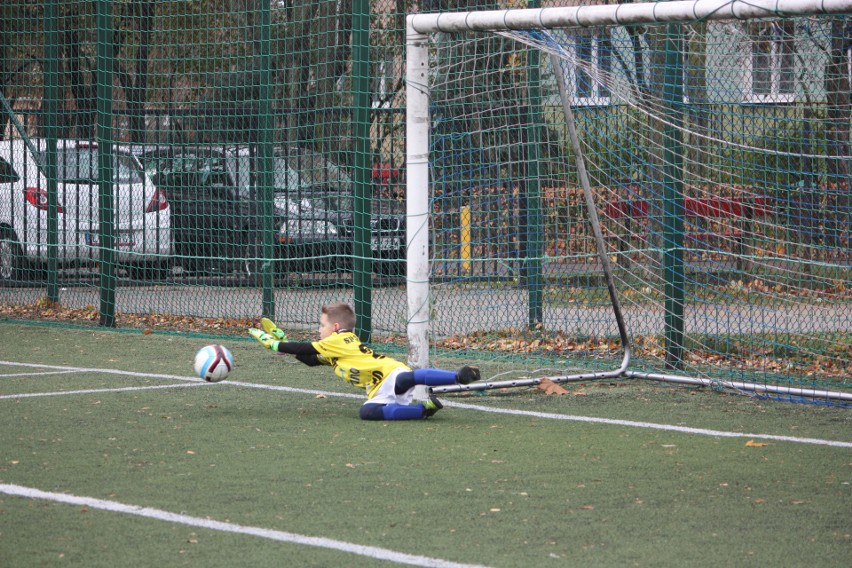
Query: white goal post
[{"left": 405, "top": 0, "right": 852, "bottom": 402}]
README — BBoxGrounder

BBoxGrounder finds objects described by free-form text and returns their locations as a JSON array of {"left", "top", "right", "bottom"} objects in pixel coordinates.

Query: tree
[{"left": 823, "top": 16, "right": 851, "bottom": 246}]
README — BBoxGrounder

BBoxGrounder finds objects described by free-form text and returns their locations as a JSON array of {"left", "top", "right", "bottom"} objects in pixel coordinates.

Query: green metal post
[
  {"left": 662, "top": 24, "right": 685, "bottom": 369},
  {"left": 257, "top": 0, "right": 275, "bottom": 320},
  {"left": 44, "top": 0, "right": 59, "bottom": 303},
  {"left": 352, "top": 0, "right": 372, "bottom": 341},
  {"left": 524, "top": 0, "right": 544, "bottom": 327},
  {"left": 97, "top": 0, "right": 116, "bottom": 327}
]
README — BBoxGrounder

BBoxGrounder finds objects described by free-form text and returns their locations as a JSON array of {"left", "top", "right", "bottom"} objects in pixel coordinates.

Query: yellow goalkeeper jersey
[{"left": 311, "top": 331, "right": 409, "bottom": 398}]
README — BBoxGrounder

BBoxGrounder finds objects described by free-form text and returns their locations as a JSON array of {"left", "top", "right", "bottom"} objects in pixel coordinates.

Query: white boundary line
[
  {"left": 1, "top": 360, "right": 850, "bottom": 448},
  {"left": 0, "top": 360, "right": 202, "bottom": 382},
  {"left": 0, "top": 483, "right": 491, "bottom": 568},
  {"left": 0, "top": 382, "right": 207, "bottom": 399},
  {"left": 445, "top": 401, "right": 852, "bottom": 448},
  {"left": 0, "top": 370, "right": 89, "bottom": 378}
]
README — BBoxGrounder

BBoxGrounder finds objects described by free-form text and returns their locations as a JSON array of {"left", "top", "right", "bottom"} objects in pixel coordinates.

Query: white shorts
[{"left": 365, "top": 367, "right": 415, "bottom": 406}]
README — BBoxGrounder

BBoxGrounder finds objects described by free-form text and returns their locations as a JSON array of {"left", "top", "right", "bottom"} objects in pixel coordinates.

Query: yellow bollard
[{"left": 461, "top": 205, "right": 471, "bottom": 273}]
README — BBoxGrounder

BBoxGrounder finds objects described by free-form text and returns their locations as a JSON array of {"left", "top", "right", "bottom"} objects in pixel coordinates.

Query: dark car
[
  {"left": 137, "top": 146, "right": 262, "bottom": 275},
  {"left": 136, "top": 145, "right": 351, "bottom": 276},
  {"left": 136, "top": 144, "right": 406, "bottom": 278},
  {"left": 258, "top": 146, "right": 406, "bottom": 275}
]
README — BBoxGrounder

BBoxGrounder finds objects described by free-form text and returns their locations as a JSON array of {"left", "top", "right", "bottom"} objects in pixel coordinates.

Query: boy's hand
[
  {"left": 249, "top": 328, "right": 280, "bottom": 351},
  {"left": 261, "top": 317, "right": 288, "bottom": 342}
]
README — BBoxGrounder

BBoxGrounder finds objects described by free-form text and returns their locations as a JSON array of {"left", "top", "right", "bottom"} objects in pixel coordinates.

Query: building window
[
  {"left": 746, "top": 21, "right": 796, "bottom": 103},
  {"left": 847, "top": 44, "right": 851, "bottom": 86},
  {"left": 570, "top": 31, "right": 612, "bottom": 106}
]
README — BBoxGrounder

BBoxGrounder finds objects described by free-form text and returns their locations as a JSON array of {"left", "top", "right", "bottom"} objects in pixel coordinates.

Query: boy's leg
[
  {"left": 456, "top": 365, "right": 481, "bottom": 384},
  {"left": 362, "top": 371, "right": 441, "bottom": 420},
  {"left": 360, "top": 402, "right": 432, "bottom": 420},
  {"left": 394, "top": 366, "right": 481, "bottom": 393}
]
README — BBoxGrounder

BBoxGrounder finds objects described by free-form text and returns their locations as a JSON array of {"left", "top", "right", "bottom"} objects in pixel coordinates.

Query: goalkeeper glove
[
  {"left": 249, "top": 328, "right": 280, "bottom": 351},
  {"left": 260, "top": 317, "right": 288, "bottom": 342}
]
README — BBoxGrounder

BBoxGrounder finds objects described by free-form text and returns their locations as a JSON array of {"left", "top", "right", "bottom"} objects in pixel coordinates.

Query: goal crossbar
[{"left": 408, "top": 0, "right": 852, "bottom": 35}]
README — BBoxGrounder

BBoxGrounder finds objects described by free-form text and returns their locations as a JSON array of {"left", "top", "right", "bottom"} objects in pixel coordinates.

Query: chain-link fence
[{"left": 0, "top": 2, "right": 849, "bottom": 396}]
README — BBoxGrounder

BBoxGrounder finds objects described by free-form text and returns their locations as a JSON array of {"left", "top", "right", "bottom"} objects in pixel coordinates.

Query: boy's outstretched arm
[{"left": 248, "top": 328, "right": 323, "bottom": 366}]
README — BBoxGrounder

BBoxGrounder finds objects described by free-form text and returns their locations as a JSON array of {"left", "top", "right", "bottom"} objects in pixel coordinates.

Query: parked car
[
  {"left": 136, "top": 145, "right": 342, "bottom": 275},
  {"left": 137, "top": 144, "right": 406, "bottom": 277},
  {"left": 279, "top": 147, "right": 406, "bottom": 276},
  {"left": 225, "top": 145, "right": 406, "bottom": 276},
  {"left": 0, "top": 139, "right": 170, "bottom": 284}
]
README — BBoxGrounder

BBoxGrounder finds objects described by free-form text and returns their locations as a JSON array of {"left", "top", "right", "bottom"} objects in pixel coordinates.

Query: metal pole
[
  {"left": 550, "top": 53, "right": 631, "bottom": 370},
  {"left": 409, "top": 1, "right": 852, "bottom": 34},
  {"left": 352, "top": 0, "right": 373, "bottom": 341},
  {"left": 96, "top": 0, "right": 116, "bottom": 327},
  {"left": 624, "top": 370, "right": 852, "bottom": 403},
  {"left": 257, "top": 0, "right": 275, "bottom": 321},
  {"left": 405, "top": 18, "right": 431, "bottom": 368},
  {"left": 661, "top": 24, "right": 685, "bottom": 369},
  {"left": 43, "top": 0, "right": 59, "bottom": 303},
  {"left": 523, "top": 0, "right": 544, "bottom": 327}
]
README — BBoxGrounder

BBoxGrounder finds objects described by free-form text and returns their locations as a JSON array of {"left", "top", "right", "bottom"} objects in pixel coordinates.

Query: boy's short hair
[{"left": 322, "top": 302, "right": 356, "bottom": 331}]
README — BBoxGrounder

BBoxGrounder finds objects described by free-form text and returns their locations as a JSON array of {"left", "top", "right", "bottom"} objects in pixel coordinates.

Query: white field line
[
  {"left": 0, "top": 483, "right": 491, "bottom": 568},
  {"left": 1, "top": 360, "right": 850, "bottom": 448},
  {"left": 0, "top": 370, "right": 88, "bottom": 378},
  {"left": 445, "top": 401, "right": 852, "bottom": 448},
  {"left": 0, "top": 382, "right": 207, "bottom": 400},
  {"left": 0, "top": 360, "right": 202, "bottom": 382}
]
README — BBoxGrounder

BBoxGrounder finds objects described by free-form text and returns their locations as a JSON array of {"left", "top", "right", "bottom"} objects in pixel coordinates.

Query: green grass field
[{"left": 0, "top": 322, "right": 850, "bottom": 567}]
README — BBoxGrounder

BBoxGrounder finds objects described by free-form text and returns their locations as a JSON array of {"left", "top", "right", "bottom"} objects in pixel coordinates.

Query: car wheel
[
  {"left": 126, "top": 259, "right": 171, "bottom": 282},
  {"left": 0, "top": 228, "right": 28, "bottom": 284}
]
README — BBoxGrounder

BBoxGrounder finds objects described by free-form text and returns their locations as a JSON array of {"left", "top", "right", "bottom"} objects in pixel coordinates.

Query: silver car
[{"left": 0, "top": 139, "right": 171, "bottom": 283}]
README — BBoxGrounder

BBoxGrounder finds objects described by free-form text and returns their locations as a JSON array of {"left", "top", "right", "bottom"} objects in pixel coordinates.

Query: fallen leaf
[
  {"left": 745, "top": 440, "right": 768, "bottom": 447},
  {"left": 537, "top": 379, "right": 569, "bottom": 395},
  {"left": 316, "top": 394, "right": 326, "bottom": 399}
]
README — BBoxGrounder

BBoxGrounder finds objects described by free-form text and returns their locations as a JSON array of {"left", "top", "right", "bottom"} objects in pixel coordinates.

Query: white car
[{"left": 0, "top": 139, "right": 171, "bottom": 283}]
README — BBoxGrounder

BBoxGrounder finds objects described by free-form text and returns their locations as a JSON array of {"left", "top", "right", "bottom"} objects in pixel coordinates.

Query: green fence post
[
  {"left": 662, "top": 24, "right": 685, "bottom": 369},
  {"left": 257, "top": 0, "right": 275, "bottom": 320},
  {"left": 96, "top": 0, "right": 116, "bottom": 327},
  {"left": 352, "top": 0, "right": 372, "bottom": 341},
  {"left": 524, "top": 0, "right": 544, "bottom": 328},
  {"left": 43, "top": 0, "right": 59, "bottom": 303}
]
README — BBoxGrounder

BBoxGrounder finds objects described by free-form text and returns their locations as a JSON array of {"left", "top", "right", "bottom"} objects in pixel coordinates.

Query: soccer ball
[{"left": 193, "top": 345, "right": 234, "bottom": 382}]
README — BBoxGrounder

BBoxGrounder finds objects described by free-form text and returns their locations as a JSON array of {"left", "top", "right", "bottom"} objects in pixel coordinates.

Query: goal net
[{"left": 406, "top": 1, "right": 852, "bottom": 403}]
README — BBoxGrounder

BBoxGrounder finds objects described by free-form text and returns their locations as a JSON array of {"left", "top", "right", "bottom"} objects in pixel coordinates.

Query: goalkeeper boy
[{"left": 249, "top": 302, "right": 480, "bottom": 420}]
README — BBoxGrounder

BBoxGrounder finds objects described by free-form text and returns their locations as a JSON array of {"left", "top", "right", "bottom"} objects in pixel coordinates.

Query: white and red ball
[{"left": 193, "top": 345, "right": 234, "bottom": 382}]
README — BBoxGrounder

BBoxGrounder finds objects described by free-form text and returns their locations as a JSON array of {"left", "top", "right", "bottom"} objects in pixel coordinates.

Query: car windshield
[
  {"left": 272, "top": 156, "right": 311, "bottom": 193},
  {"left": 230, "top": 152, "right": 310, "bottom": 195},
  {"left": 304, "top": 193, "right": 404, "bottom": 215},
  {"left": 143, "top": 152, "right": 231, "bottom": 187},
  {"left": 282, "top": 148, "right": 404, "bottom": 215},
  {"left": 51, "top": 148, "right": 144, "bottom": 184},
  {"left": 284, "top": 148, "right": 353, "bottom": 190}
]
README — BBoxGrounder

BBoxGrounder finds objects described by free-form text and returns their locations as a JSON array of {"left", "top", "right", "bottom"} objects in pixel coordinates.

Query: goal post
[{"left": 405, "top": 0, "right": 852, "bottom": 402}]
